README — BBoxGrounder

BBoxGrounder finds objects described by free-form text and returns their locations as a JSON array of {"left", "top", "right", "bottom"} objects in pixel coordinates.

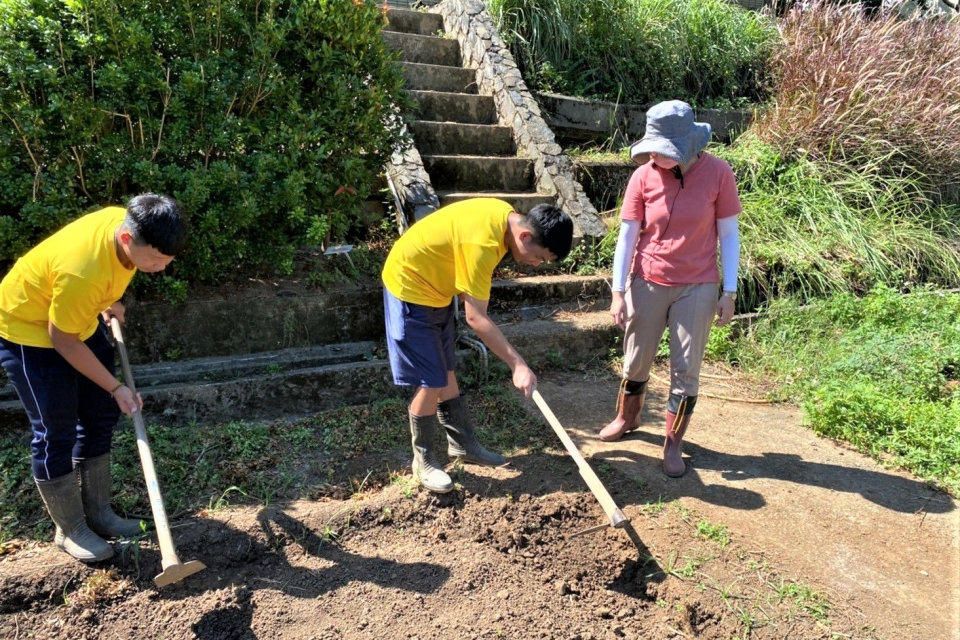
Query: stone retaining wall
[
  {"left": 538, "top": 93, "right": 753, "bottom": 146},
  {"left": 386, "top": 141, "right": 440, "bottom": 225},
  {"left": 433, "top": 0, "right": 605, "bottom": 238}
]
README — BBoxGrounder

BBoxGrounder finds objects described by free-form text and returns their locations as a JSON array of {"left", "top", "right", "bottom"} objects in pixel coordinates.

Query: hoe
[
  {"left": 110, "top": 318, "right": 206, "bottom": 587},
  {"left": 532, "top": 389, "right": 629, "bottom": 539}
]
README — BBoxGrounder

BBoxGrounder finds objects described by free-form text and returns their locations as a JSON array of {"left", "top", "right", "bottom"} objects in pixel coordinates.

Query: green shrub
[
  {"left": 752, "top": 1, "right": 960, "bottom": 203},
  {"left": 488, "top": 0, "right": 779, "bottom": 108},
  {"left": 0, "top": 0, "right": 410, "bottom": 285},
  {"left": 734, "top": 287, "right": 960, "bottom": 493}
]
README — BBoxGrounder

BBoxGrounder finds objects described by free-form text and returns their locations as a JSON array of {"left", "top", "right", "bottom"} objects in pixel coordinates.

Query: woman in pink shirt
[{"left": 599, "top": 101, "right": 742, "bottom": 477}]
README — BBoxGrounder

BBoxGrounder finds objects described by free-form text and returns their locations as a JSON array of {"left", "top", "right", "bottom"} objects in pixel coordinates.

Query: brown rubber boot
[
  {"left": 663, "top": 394, "right": 697, "bottom": 477},
  {"left": 599, "top": 379, "right": 648, "bottom": 442}
]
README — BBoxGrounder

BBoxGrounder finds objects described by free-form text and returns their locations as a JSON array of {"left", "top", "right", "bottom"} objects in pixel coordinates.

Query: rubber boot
[
  {"left": 76, "top": 454, "right": 146, "bottom": 538},
  {"left": 409, "top": 412, "right": 454, "bottom": 493},
  {"left": 599, "top": 379, "right": 647, "bottom": 442},
  {"left": 663, "top": 394, "right": 696, "bottom": 477},
  {"left": 438, "top": 396, "right": 506, "bottom": 467},
  {"left": 35, "top": 473, "right": 114, "bottom": 562}
]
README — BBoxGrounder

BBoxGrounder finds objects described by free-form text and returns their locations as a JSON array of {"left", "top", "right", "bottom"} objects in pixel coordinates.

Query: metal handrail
[{"left": 385, "top": 170, "right": 410, "bottom": 235}]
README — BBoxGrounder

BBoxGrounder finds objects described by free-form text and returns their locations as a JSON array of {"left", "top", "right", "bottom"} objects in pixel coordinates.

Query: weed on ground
[
  {"left": 0, "top": 377, "right": 547, "bottom": 545},
  {"left": 730, "top": 286, "right": 960, "bottom": 495}
]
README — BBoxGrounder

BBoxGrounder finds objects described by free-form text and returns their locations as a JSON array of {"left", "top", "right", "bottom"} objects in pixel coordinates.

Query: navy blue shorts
[
  {"left": 383, "top": 288, "right": 456, "bottom": 388},
  {"left": 0, "top": 322, "right": 120, "bottom": 481}
]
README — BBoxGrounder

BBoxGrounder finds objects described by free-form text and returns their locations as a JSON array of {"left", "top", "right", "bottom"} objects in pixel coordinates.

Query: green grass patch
[
  {"left": 0, "top": 378, "right": 549, "bottom": 543},
  {"left": 770, "top": 579, "right": 831, "bottom": 623},
  {"left": 732, "top": 286, "right": 960, "bottom": 495},
  {"left": 562, "top": 218, "right": 619, "bottom": 276},
  {"left": 696, "top": 519, "right": 731, "bottom": 548}
]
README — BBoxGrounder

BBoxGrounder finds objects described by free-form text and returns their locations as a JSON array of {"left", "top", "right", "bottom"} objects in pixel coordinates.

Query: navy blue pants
[{"left": 0, "top": 322, "right": 120, "bottom": 481}]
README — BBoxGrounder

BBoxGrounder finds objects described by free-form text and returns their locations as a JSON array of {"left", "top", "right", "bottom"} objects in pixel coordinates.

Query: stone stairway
[{"left": 385, "top": 8, "right": 557, "bottom": 215}]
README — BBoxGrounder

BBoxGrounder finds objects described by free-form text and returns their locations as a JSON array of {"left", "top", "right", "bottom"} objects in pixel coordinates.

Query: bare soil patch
[{"left": 0, "top": 367, "right": 956, "bottom": 640}]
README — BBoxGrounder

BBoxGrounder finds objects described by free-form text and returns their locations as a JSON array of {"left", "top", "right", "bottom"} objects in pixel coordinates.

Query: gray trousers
[{"left": 622, "top": 279, "right": 718, "bottom": 398}]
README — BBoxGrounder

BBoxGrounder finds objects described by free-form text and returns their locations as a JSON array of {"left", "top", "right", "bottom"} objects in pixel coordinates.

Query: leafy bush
[
  {"left": 0, "top": 0, "right": 410, "bottom": 285},
  {"left": 487, "top": 0, "right": 779, "bottom": 108},
  {"left": 714, "top": 138, "right": 960, "bottom": 308},
  {"left": 752, "top": 0, "right": 960, "bottom": 203},
  {"left": 734, "top": 286, "right": 960, "bottom": 494}
]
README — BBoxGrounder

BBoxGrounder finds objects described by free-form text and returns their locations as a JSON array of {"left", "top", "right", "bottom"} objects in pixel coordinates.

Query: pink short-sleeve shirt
[{"left": 620, "top": 153, "right": 741, "bottom": 285}]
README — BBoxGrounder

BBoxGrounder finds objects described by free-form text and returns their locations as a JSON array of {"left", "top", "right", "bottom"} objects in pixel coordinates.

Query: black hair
[
  {"left": 124, "top": 194, "right": 189, "bottom": 256},
  {"left": 522, "top": 203, "right": 574, "bottom": 261}
]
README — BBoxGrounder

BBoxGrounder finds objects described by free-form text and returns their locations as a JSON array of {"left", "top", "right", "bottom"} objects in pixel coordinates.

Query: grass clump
[
  {"left": 562, "top": 217, "right": 620, "bottom": 276},
  {"left": 0, "top": 378, "right": 548, "bottom": 542},
  {"left": 487, "top": 0, "right": 779, "bottom": 108},
  {"left": 733, "top": 286, "right": 960, "bottom": 495},
  {"left": 715, "top": 138, "right": 960, "bottom": 309},
  {"left": 753, "top": 1, "right": 960, "bottom": 203}
]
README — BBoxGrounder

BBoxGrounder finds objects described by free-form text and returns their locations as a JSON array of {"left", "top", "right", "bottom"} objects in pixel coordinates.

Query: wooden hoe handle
[
  {"left": 110, "top": 318, "right": 205, "bottom": 586},
  {"left": 532, "top": 389, "right": 627, "bottom": 528}
]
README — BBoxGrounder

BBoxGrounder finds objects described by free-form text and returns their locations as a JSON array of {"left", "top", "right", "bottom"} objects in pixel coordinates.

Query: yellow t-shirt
[
  {"left": 382, "top": 198, "right": 512, "bottom": 308},
  {"left": 0, "top": 207, "right": 136, "bottom": 347}
]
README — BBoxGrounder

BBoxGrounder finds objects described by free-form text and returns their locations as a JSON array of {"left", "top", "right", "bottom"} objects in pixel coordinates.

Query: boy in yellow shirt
[
  {"left": 382, "top": 199, "right": 573, "bottom": 493},
  {"left": 0, "top": 194, "right": 188, "bottom": 562}
]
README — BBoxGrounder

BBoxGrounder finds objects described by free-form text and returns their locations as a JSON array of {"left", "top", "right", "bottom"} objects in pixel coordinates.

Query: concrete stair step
[
  {"left": 499, "top": 309, "right": 617, "bottom": 367},
  {"left": 0, "top": 308, "right": 617, "bottom": 430},
  {"left": 0, "top": 358, "right": 402, "bottom": 430},
  {"left": 487, "top": 278, "right": 610, "bottom": 327},
  {"left": 383, "top": 31, "right": 460, "bottom": 67},
  {"left": 435, "top": 191, "right": 556, "bottom": 214},
  {"left": 0, "top": 341, "right": 378, "bottom": 404},
  {"left": 410, "top": 121, "right": 515, "bottom": 156},
  {"left": 385, "top": 8, "right": 444, "bottom": 36},
  {"left": 424, "top": 155, "right": 534, "bottom": 192},
  {"left": 1, "top": 306, "right": 764, "bottom": 430},
  {"left": 401, "top": 62, "right": 477, "bottom": 93},
  {"left": 136, "top": 342, "right": 379, "bottom": 388},
  {"left": 410, "top": 90, "right": 495, "bottom": 124},
  {"left": 0, "top": 276, "right": 607, "bottom": 373}
]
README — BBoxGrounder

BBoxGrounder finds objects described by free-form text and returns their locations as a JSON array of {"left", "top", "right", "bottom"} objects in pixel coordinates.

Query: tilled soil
[
  {"left": 0, "top": 367, "right": 956, "bottom": 639},
  {"left": 1, "top": 461, "right": 876, "bottom": 640}
]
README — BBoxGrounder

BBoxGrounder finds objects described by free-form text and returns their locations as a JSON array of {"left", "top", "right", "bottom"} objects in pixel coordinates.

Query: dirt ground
[{"left": 0, "top": 367, "right": 957, "bottom": 639}]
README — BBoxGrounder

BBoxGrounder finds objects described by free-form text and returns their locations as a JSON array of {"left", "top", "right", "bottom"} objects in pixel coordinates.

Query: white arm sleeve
[
  {"left": 612, "top": 220, "right": 642, "bottom": 293},
  {"left": 717, "top": 215, "right": 740, "bottom": 292}
]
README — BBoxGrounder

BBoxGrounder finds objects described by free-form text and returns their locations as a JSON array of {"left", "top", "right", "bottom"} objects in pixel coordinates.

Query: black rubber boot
[
  {"left": 438, "top": 396, "right": 506, "bottom": 467},
  {"left": 409, "top": 412, "right": 454, "bottom": 493},
  {"left": 76, "top": 454, "right": 146, "bottom": 538},
  {"left": 35, "top": 473, "right": 113, "bottom": 562}
]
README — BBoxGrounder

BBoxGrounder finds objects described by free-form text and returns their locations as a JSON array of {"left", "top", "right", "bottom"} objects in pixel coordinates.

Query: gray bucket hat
[{"left": 630, "top": 100, "right": 712, "bottom": 166}]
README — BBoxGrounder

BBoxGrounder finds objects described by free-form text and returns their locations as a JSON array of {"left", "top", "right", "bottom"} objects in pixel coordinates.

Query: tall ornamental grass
[
  {"left": 752, "top": 1, "right": 960, "bottom": 203},
  {"left": 733, "top": 287, "right": 960, "bottom": 495},
  {"left": 714, "top": 138, "right": 960, "bottom": 308},
  {"left": 487, "top": 0, "right": 779, "bottom": 108}
]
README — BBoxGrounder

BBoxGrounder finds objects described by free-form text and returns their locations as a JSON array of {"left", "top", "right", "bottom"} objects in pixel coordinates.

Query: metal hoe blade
[{"left": 566, "top": 522, "right": 614, "bottom": 540}]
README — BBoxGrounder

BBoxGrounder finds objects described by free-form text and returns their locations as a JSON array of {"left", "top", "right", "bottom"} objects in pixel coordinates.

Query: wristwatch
[{"left": 722, "top": 291, "right": 737, "bottom": 302}]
